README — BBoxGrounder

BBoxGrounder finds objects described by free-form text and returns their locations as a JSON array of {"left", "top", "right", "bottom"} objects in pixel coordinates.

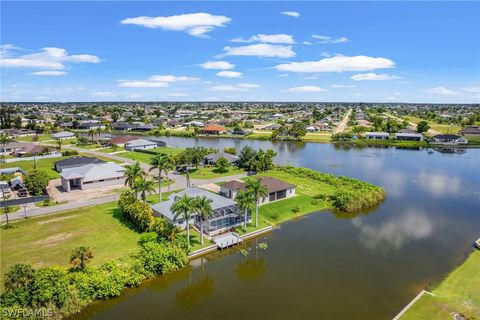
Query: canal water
[{"left": 73, "top": 137, "right": 480, "bottom": 320}]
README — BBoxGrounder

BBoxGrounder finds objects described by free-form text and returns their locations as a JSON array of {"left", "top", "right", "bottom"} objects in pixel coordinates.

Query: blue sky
[{"left": 1, "top": 1, "right": 479, "bottom": 103}]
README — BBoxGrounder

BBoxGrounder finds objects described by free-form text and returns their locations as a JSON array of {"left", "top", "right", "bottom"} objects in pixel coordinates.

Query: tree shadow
[{"left": 110, "top": 207, "right": 143, "bottom": 233}]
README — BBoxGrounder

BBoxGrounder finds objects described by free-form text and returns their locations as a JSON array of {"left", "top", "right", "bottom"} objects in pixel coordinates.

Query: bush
[
  {"left": 31, "top": 266, "right": 70, "bottom": 308},
  {"left": 136, "top": 241, "right": 188, "bottom": 275},
  {"left": 62, "top": 150, "right": 79, "bottom": 156},
  {"left": 24, "top": 170, "right": 49, "bottom": 196}
]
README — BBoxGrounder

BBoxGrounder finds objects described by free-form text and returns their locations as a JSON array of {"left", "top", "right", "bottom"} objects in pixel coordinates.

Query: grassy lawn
[
  {"left": 465, "top": 134, "right": 480, "bottom": 146},
  {"left": 303, "top": 132, "right": 332, "bottom": 143},
  {"left": 187, "top": 166, "right": 245, "bottom": 179},
  {"left": 15, "top": 134, "right": 52, "bottom": 142},
  {"left": 75, "top": 143, "right": 101, "bottom": 150},
  {"left": 118, "top": 147, "right": 184, "bottom": 164},
  {"left": 0, "top": 202, "right": 142, "bottom": 281},
  {"left": 401, "top": 250, "right": 480, "bottom": 319},
  {"left": 403, "top": 116, "right": 462, "bottom": 134},
  {"left": 0, "top": 156, "right": 66, "bottom": 179},
  {"left": 245, "top": 132, "right": 272, "bottom": 140},
  {"left": 96, "top": 146, "right": 124, "bottom": 153}
]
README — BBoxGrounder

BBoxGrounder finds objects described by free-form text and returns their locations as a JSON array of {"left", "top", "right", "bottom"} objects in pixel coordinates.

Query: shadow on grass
[{"left": 110, "top": 207, "right": 143, "bottom": 234}]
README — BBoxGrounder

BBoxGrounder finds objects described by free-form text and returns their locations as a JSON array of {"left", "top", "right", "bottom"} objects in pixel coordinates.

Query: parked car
[{"left": 17, "top": 188, "right": 28, "bottom": 197}]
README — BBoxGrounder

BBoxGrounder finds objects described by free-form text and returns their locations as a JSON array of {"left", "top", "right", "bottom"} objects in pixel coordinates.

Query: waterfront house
[
  {"left": 76, "top": 122, "right": 106, "bottom": 130},
  {"left": 220, "top": 177, "right": 296, "bottom": 204},
  {"left": 109, "top": 136, "right": 137, "bottom": 147},
  {"left": 204, "top": 152, "right": 239, "bottom": 165},
  {"left": 433, "top": 134, "right": 468, "bottom": 145},
  {"left": 200, "top": 124, "right": 226, "bottom": 135},
  {"left": 53, "top": 131, "right": 75, "bottom": 140},
  {"left": 124, "top": 139, "right": 159, "bottom": 151},
  {"left": 112, "top": 123, "right": 135, "bottom": 131},
  {"left": 365, "top": 132, "right": 390, "bottom": 140},
  {"left": 54, "top": 156, "right": 106, "bottom": 172},
  {"left": 395, "top": 133, "right": 423, "bottom": 141},
  {"left": 60, "top": 162, "right": 126, "bottom": 192},
  {"left": 150, "top": 187, "right": 249, "bottom": 236},
  {"left": 459, "top": 126, "right": 480, "bottom": 135}
]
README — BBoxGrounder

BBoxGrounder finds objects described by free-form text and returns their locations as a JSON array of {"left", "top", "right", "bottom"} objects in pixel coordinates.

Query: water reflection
[
  {"left": 416, "top": 171, "right": 461, "bottom": 197},
  {"left": 352, "top": 209, "right": 435, "bottom": 251},
  {"left": 175, "top": 259, "right": 214, "bottom": 307}
]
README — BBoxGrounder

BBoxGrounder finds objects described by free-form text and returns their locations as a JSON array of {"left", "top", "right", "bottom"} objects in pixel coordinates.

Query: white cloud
[
  {"left": 0, "top": 46, "right": 100, "bottom": 70},
  {"left": 200, "top": 61, "right": 235, "bottom": 70},
  {"left": 303, "top": 41, "right": 314, "bottom": 45},
  {"left": 274, "top": 55, "right": 395, "bottom": 73},
  {"left": 280, "top": 11, "right": 300, "bottom": 18},
  {"left": 93, "top": 91, "right": 117, "bottom": 97},
  {"left": 231, "top": 34, "right": 295, "bottom": 44},
  {"left": 351, "top": 73, "right": 401, "bottom": 81},
  {"left": 210, "top": 83, "right": 260, "bottom": 91},
  {"left": 462, "top": 86, "right": 480, "bottom": 93},
  {"left": 223, "top": 44, "right": 295, "bottom": 58},
  {"left": 423, "top": 86, "right": 458, "bottom": 95},
  {"left": 238, "top": 83, "right": 260, "bottom": 88},
  {"left": 216, "top": 70, "right": 242, "bottom": 78},
  {"left": 286, "top": 85, "right": 327, "bottom": 92},
  {"left": 149, "top": 74, "right": 199, "bottom": 82},
  {"left": 118, "top": 81, "right": 169, "bottom": 88},
  {"left": 120, "top": 13, "right": 231, "bottom": 37},
  {"left": 330, "top": 84, "right": 357, "bottom": 88},
  {"left": 126, "top": 94, "right": 142, "bottom": 98},
  {"left": 31, "top": 71, "right": 67, "bottom": 76},
  {"left": 167, "top": 93, "right": 189, "bottom": 97},
  {"left": 117, "top": 74, "right": 198, "bottom": 88},
  {"left": 311, "top": 34, "right": 349, "bottom": 43}
]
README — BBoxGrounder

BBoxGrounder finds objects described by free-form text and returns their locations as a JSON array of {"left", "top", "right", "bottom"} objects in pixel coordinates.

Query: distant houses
[
  {"left": 52, "top": 131, "right": 75, "bottom": 140},
  {"left": 220, "top": 177, "right": 296, "bottom": 204},
  {"left": 124, "top": 139, "right": 164, "bottom": 151},
  {"left": 204, "top": 152, "right": 239, "bottom": 165},
  {"left": 459, "top": 126, "right": 480, "bottom": 135},
  {"left": 395, "top": 132, "right": 423, "bottom": 141},
  {"left": 365, "top": 132, "right": 390, "bottom": 140},
  {"left": 200, "top": 124, "right": 226, "bottom": 135}
]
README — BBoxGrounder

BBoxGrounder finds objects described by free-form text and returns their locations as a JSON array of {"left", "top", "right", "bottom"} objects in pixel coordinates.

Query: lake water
[{"left": 73, "top": 137, "right": 480, "bottom": 320}]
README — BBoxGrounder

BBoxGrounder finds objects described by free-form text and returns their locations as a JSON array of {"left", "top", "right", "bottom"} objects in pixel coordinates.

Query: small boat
[{"left": 475, "top": 238, "right": 480, "bottom": 250}]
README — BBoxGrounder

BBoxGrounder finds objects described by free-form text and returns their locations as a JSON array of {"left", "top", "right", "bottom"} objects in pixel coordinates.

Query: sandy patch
[
  {"left": 37, "top": 215, "right": 79, "bottom": 225},
  {"left": 34, "top": 233, "right": 73, "bottom": 247}
]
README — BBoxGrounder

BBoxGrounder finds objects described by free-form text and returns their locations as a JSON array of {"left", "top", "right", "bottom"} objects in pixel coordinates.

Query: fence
[{"left": 0, "top": 195, "right": 49, "bottom": 208}]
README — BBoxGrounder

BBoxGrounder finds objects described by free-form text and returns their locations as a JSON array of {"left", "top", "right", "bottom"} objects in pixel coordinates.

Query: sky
[{"left": 1, "top": 1, "right": 479, "bottom": 103}]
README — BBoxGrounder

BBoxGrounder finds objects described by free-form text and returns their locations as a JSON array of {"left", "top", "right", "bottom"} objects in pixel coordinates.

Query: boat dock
[
  {"left": 475, "top": 238, "right": 480, "bottom": 249},
  {"left": 214, "top": 232, "right": 242, "bottom": 249}
]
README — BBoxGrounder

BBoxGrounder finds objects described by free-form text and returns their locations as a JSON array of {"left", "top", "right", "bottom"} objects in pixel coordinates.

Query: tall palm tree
[
  {"left": 124, "top": 162, "right": 145, "bottom": 192},
  {"left": 88, "top": 129, "right": 95, "bottom": 143},
  {"left": 193, "top": 195, "right": 213, "bottom": 245},
  {"left": 236, "top": 190, "right": 254, "bottom": 231},
  {"left": 56, "top": 140, "right": 63, "bottom": 151},
  {"left": 245, "top": 177, "right": 268, "bottom": 227},
  {"left": 171, "top": 194, "right": 195, "bottom": 245},
  {"left": 0, "top": 133, "right": 9, "bottom": 163},
  {"left": 149, "top": 154, "right": 173, "bottom": 202},
  {"left": 135, "top": 176, "right": 156, "bottom": 202}
]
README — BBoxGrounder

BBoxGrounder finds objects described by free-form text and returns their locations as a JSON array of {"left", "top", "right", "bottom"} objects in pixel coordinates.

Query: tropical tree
[
  {"left": 177, "top": 152, "right": 192, "bottom": 188},
  {"left": 417, "top": 120, "right": 430, "bottom": 133},
  {"left": 171, "top": 194, "right": 195, "bottom": 245},
  {"left": 215, "top": 156, "right": 230, "bottom": 172},
  {"left": 56, "top": 140, "right": 62, "bottom": 151},
  {"left": 0, "top": 133, "right": 9, "bottom": 163},
  {"left": 193, "top": 195, "right": 213, "bottom": 245},
  {"left": 124, "top": 162, "right": 145, "bottom": 192},
  {"left": 88, "top": 129, "right": 95, "bottom": 143},
  {"left": 245, "top": 177, "right": 268, "bottom": 227},
  {"left": 235, "top": 190, "right": 254, "bottom": 231},
  {"left": 69, "top": 246, "right": 93, "bottom": 270},
  {"left": 149, "top": 154, "right": 173, "bottom": 202},
  {"left": 135, "top": 176, "right": 156, "bottom": 202}
]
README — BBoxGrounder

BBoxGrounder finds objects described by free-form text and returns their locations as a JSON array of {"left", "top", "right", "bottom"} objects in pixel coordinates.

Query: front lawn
[
  {"left": 0, "top": 156, "right": 67, "bottom": 179},
  {"left": 15, "top": 134, "right": 52, "bottom": 142},
  {"left": 119, "top": 147, "right": 185, "bottom": 164},
  {"left": 187, "top": 166, "right": 245, "bottom": 179},
  {"left": 400, "top": 250, "right": 480, "bottom": 319},
  {"left": 0, "top": 202, "right": 142, "bottom": 281},
  {"left": 304, "top": 132, "right": 332, "bottom": 143}
]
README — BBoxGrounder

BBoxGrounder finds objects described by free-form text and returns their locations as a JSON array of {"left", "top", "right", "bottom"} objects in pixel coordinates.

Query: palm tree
[
  {"left": 70, "top": 246, "right": 93, "bottom": 270},
  {"left": 88, "top": 129, "right": 95, "bottom": 143},
  {"left": 124, "top": 162, "right": 145, "bottom": 192},
  {"left": 245, "top": 177, "right": 268, "bottom": 227},
  {"left": 135, "top": 176, "right": 156, "bottom": 202},
  {"left": 171, "top": 194, "right": 195, "bottom": 245},
  {"left": 235, "top": 190, "right": 254, "bottom": 231},
  {"left": 149, "top": 154, "right": 173, "bottom": 203},
  {"left": 193, "top": 195, "right": 213, "bottom": 245},
  {"left": 56, "top": 140, "right": 62, "bottom": 151},
  {"left": 0, "top": 133, "right": 9, "bottom": 163}
]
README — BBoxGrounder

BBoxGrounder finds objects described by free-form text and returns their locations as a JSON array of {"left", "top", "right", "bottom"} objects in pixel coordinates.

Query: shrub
[
  {"left": 62, "top": 150, "right": 79, "bottom": 157},
  {"left": 136, "top": 241, "right": 188, "bottom": 275},
  {"left": 24, "top": 170, "right": 49, "bottom": 196},
  {"left": 30, "top": 266, "right": 70, "bottom": 308}
]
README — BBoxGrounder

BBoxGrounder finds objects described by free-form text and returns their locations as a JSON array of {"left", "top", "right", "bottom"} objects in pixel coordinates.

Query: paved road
[
  {"left": 1, "top": 144, "right": 247, "bottom": 222},
  {"left": 334, "top": 108, "right": 352, "bottom": 134}
]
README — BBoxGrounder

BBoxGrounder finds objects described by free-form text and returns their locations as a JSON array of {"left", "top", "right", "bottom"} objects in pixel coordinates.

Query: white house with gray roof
[
  {"left": 53, "top": 131, "right": 75, "bottom": 140},
  {"left": 60, "top": 162, "right": 126, "bottom": 192},
  {"left": 365, "top": 132, "right": 390, "bottom": 140},
  {"left": 124, "top": 139, "right": 158, "bottom": 151},
  {"left": 151, "top": 187, "right": 250, "bottom": 236}
]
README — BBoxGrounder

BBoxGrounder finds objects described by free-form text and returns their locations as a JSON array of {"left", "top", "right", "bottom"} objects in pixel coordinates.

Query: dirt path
[{"left": 334, "top": 108, "right": 352, "bottom": 134}]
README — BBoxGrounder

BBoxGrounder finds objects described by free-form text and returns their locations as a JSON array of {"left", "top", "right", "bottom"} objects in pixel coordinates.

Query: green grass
[
  {"left": 303, "top": 132, "right": 332, "bottom": 143},
  {"left": 96, "top": 146, "right": 124, "bottom": 153},
  {"left": 245, "top": 132, "right": 272, "bottom": 140},
  {"left": 465, "top": 134, "right": 480, "bottom": 146},
  {"left": 15, "top": 134, "right": 52, "bottom": 142},
  {"left": 339, "top": 139, "right": 429, "bottom": 148},
  {"left": 76, "top": 143, "right": 101, "bottom": 150},
  {"left": 400, "top": 250, "right": 480, "bottom": 319},
  {"left": 187, "top": 166, "right": 245, "bottom": 179},
  {"left": 0, "top": 156, "right": 67, "bottom": 179},
  {"left": 0, "top": 202, "right": 142, "bottom": 281},
  {"left": 403, "top": 116, "right": 462, "bottom": 134},
  {"left": 118, "top": 147, "right": 185, "bottom": 164}
]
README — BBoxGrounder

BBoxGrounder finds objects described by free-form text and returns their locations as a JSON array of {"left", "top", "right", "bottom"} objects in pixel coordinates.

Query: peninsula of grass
[
  {"left": 255, "top": 165, "right": 386, "bottom": 225},
  {"left": 400, "top": 250, "right": 480, "bottom": 319}
]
